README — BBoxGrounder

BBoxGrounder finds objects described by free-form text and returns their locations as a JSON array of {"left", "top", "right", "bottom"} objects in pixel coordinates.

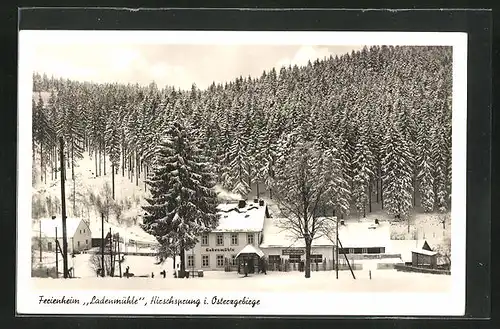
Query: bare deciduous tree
[{"left": 272, "top": 141, "right": 346, "bottom": 279}]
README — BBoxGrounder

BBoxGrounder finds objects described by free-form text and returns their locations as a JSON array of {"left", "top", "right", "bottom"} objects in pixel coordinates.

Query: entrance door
[{"left": 247, "top": 257, "right": 255, "bottom": 273}]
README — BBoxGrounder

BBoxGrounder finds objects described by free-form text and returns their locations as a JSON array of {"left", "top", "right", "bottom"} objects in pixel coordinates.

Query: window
[
  {"left": 362, "top": 248, "right": 368, "bottom": 254},
  {"left": 268, "top": 255, "right": 281, "bottom": 264},
  {"left": 338, "top": 248, "right": 349, "bottom": 254},
  {"left": 247, "top": 233, "right": 254, "bottom": 245},
  {"left": 86, "top": 239, "right": 88, "bottom": 245},
  {"left": 201, "top": 234, "right": 208, "bottom": 246},
  {"left": 367, "top": 247, "right": 381, "bottom": 254},
  {"left": 311, "top": 254, "right": 323, "bottom": 263},
  {"left": 216, "top": 234, "right": 224, "bottom": 246},
  {"left": 47, "top": 242, "right": 53, "bottom": 251},
  {"left": 83, "top": 229, "right": 86, "bottom": 233},
  {"left": 289, "top": 255, "right": 301, "bottom": 263},
  {"left": 231, "top": 234, "right": 238, "bottom": 245},
  {"left": 216, "top": 255, "right": 224, "bottom": 268},
  {"left": 231, "top": 254, "right": 237, "bottom": 265},
  {"left": 353, "top": 248, "right": 363, "bottom": 254},
  {"left": 77, "top": 241, "right": 80, "bottom": 247},
  {"left": 202, "top": 255, "right": 209, "bottom": 267},
  {"left": 187, "top": 255, "right": 195, "bottom": 267},
  {"left": 79, "top": 230, "right": 82, "bottom": 234}
]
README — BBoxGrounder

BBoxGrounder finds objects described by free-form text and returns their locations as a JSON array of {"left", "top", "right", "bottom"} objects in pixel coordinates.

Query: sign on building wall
[
  {"left": 282, "top": 248, "right": 305, "bottom": 256},
  {"left": 205, "top": 247, "right": 235, "bottom": 252}
]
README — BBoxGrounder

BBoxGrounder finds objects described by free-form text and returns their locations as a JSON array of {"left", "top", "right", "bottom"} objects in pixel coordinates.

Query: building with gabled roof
[
  {"left": 32, "top": 217, "right": 92, "bottom": 253},
  {"left": 184, "top": 199, "right": 270, "bottom": 272}
]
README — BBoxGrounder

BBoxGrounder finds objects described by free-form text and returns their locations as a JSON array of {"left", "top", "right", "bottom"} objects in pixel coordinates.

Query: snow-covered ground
[
  {"left": 33, "top": 252, "right": 173, "bottom": 278},
  {"left": 31, "top": 268, "right": 450, "bottom": 293}
]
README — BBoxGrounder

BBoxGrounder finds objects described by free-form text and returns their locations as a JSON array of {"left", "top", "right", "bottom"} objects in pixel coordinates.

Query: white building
[
  {"left": 259, "top": 216, "right": 335, "bottom": 269},
  {"left": 184, "top": 199, "right": 270, "bottom": 272},
  {"left": 88, "top": 220, "right": 158, "bottom": 254},
  {"left": 32, "top": 217, "right": 92, "bottom": 253},
  {"left": 336, "top": 220, "right": 391, "bottom": 256}
]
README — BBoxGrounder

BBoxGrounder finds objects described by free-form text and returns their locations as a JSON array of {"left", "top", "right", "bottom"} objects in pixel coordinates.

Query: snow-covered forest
[{"left": 31, "top": 45, "right": 452, "bottom": 223}]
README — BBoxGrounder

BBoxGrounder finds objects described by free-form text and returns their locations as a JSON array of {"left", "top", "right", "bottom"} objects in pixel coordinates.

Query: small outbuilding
[{"left": 411, "top": 249, "right": 438, "bottom": 269}]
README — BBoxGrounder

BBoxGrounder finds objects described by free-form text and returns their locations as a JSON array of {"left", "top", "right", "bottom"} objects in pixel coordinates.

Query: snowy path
[{"left": 32, "top": 269, "right": 450, "bottom": 293}]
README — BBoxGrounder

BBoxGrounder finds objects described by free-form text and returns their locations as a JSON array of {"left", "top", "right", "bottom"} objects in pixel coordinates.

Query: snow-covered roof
[
  {"left": 337, "top": 221, "right": 391, "bottom": 249},
  {"left": 412, "top": 249, "right": 437, "bottom": 256},
  {"left": 259, "top": 217, "right": 334, "bottom": 248},
  {"left": 88, "top": 221, "right": 157, "bottom": 244},
  {"left": 236, "top": 244, "right": 265, "bottom": 258},
  {"left": 388, "top": 240, "right": 429, "bottom": 263},
  {"left": 35, "top": 217, "right": 86, "bottom": 238},
  {"left": 212, "top": 201, "right": 268, "bottom": 233}
]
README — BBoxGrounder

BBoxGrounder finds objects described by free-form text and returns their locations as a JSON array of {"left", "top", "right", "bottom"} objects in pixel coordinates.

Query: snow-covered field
[{"left": 31, "top": 268, "right": 450, "bottom": 293}]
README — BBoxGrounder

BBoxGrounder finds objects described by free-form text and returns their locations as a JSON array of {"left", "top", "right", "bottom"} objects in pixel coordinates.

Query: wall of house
[
  {"left": 262, "top": 246, "right": 334, "bottom": 263},
  {"left": 32, "top": 221, "right": 92, "bottom": 253},
  {"left": 185, "top": 231, "right": 261, "bottom": 271},
  {"left": 72, "top": 221, "right": 92, "bottom": 252}
]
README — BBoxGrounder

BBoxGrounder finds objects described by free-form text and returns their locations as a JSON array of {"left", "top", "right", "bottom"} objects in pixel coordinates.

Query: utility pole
[
  {"left": 109, "top": 228, "right": 114, "bottom": 276},
  {"left": 60, "top": 137, "right": 69, "bottom": 279},
  {"left": 101, "top": 213, "right": 105, "bottom": 277},
  {"left": 335, "top": 215, "right": 339, "bottom": 280},
  {"left": 39, "top": 220, "right": 42, "bottom": 263},
  {"left": 55, "top": 227, "right": 58, "bottom": 278},
  {"left": 111, "top": 163, "right": 115, "bottom": 199},
  {"left": 117, "top": 233, "right": 122, "bottom": 278}
]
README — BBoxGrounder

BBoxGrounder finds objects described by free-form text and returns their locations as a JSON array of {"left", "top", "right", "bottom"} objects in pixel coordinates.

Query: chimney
[
  {"left": 259, "top": 199, "right": 265, "bottom": 207},
  {"left": 374, "top": 218, "right": 379, "bottom": 225},
  {"left": 238, "top": 200, "right": 246, "bottom": 209},
  {"left": 340, "top": 220, "right": 345, "bottom": 226}
]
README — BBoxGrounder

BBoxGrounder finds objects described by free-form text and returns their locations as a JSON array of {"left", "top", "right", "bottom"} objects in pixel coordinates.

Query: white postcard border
[{"left": 17, "top": 30, "right": 467, "bottom": 316}]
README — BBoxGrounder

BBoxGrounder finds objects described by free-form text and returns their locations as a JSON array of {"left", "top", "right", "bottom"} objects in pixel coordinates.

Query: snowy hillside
[{"left": 32, "top": 151, "right": 149, "bottom": 232}]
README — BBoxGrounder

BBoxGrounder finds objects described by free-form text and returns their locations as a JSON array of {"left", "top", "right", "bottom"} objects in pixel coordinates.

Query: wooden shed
[{"left": 411, "top": 249, "right": 438, "bottom": 269}]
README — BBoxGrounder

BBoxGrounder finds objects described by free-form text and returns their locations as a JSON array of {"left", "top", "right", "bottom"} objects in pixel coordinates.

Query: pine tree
[
  {"left": 416, "top": 110, "right": 435, "bottom": 212},
  {"left": 382, "top": 109, "right": 414, "bottom": 220},
  {"left": 141, "top": 120, "right": 219, "bottom": 278},
  {"left": 352, "top": 130, "right": 374, "bottom": 218}
]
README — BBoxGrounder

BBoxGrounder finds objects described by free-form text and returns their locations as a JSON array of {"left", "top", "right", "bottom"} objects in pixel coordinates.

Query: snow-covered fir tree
[
  {"left": 141, "top": 120, "right": 219, "bottom": 277},
  {"left": 382, "top": 107, "right": 414, "bottom": 220}
]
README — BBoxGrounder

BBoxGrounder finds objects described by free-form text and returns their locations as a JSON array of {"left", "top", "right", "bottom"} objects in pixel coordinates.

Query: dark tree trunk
[
  {"left": 368, "top": 182, "right": 372, "bottom": 213},
  {"left": 95, "top": 148, "right": 98, "bottom": 177},
  {"left": 40, "top": 141, "right": 43, "bottom": 183},
  {"left": 103, "top": 141, "right": 106, "bottom": 176},
  {"left": 122, "top": 146, "right": 125, "bottom": 177},
  {"left": 413, "top": 173, "right": 417, "bottom": 207},
  {"left": 51, "top": 146, "right": 54, "bottom": 181},
  {"left": 380, "top": 177, "right": 384, "bottom": 210},
  {"left": 71, "top": 143, "right": 75, "bottom": 181},
  {"left": 305, "top": 239, "right": 312, "bottom": 279},
  {"left": 179, "top": 241, "right": 186, "bottom": 278},
  {"left": 136, "top": 154, "right": 139, "bottom": 186},
  {"left": 98, "top": 144, "right": 102, "bottom": 177},
  {"left": 112, "top": 163, "right": 115, "bottom": 200}
]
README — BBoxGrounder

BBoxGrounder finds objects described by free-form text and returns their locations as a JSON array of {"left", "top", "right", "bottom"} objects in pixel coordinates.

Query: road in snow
[{"left": 32, "top": 267, "right": 450, "bottom": 293}]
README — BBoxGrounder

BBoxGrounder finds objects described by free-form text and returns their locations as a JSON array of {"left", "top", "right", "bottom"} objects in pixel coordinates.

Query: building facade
[
  {"left": 33, "top": 217, "right": 92, "bottom": 253},
  {"left": 185, "top": 199, "right": 269, "bottom": 272}
]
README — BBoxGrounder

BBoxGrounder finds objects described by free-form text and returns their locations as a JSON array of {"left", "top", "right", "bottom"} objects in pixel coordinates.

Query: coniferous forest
[{"left": 32, "top": 45, "right": 452, "bottom": 223}]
